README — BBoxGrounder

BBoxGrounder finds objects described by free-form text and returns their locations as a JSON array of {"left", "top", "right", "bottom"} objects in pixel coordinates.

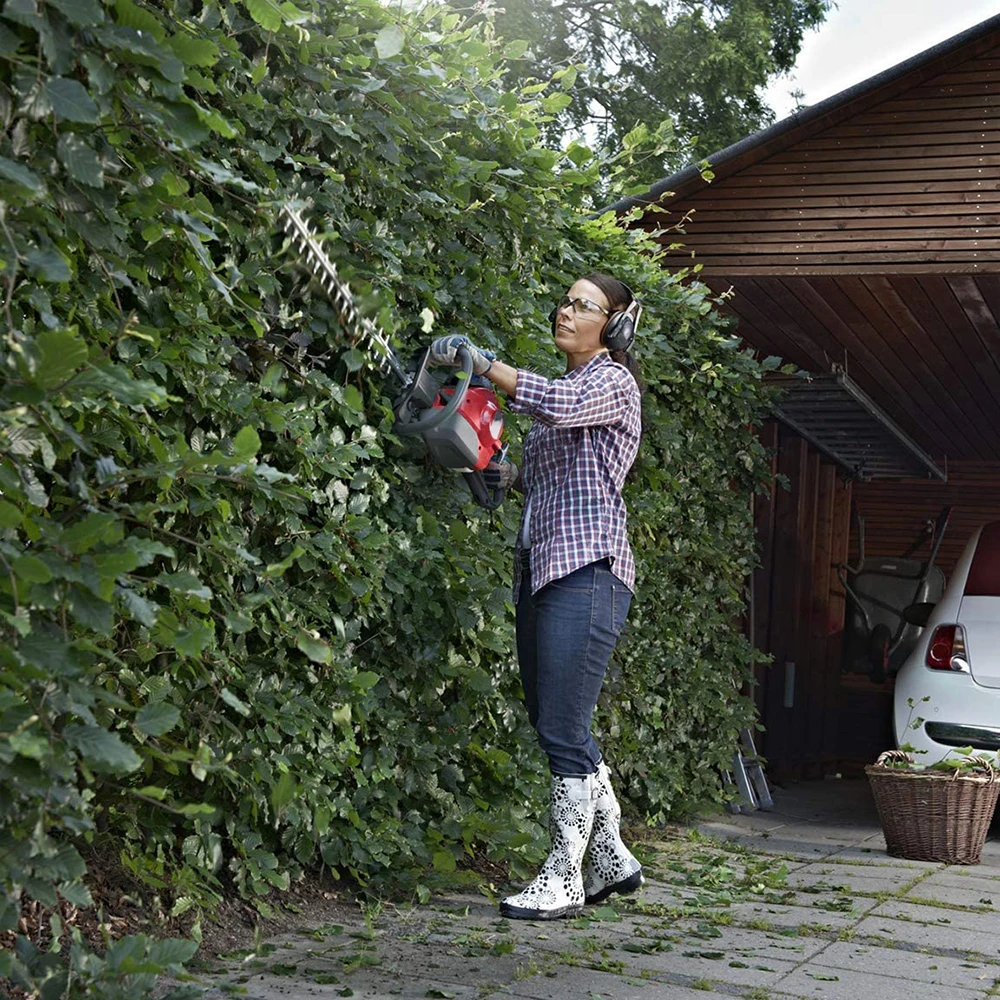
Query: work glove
[
  {"left": 428, "top": 334, "right": 494, "bottom": 375},
  {"left": 483, "top": 457, "right": 519, "bottom": 492}
]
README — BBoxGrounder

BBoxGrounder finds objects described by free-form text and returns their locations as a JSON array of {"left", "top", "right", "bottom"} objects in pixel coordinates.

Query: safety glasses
[{"left": 555, "top": 295, "right": 609, "bottom": 319}]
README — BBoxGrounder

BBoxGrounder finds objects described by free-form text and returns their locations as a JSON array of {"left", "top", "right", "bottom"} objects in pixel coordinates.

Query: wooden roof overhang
[{"left": 612, "top": 14, "right": 1000, "bottom": 471}]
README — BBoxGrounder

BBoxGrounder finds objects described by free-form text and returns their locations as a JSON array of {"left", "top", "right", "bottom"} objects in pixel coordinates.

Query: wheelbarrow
[{"left": 838, "top": 506, "right": 952, "bottom": 684}]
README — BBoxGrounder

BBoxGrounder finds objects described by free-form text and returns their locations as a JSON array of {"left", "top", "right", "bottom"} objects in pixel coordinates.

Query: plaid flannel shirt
[{"left": 510, "top": 352, "right": 641, "bottom": 597}]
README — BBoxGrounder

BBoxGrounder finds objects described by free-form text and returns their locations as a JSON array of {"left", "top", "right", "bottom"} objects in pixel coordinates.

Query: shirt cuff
[{"left": 509, "top": 369, "right": 550, "bottom": 414}]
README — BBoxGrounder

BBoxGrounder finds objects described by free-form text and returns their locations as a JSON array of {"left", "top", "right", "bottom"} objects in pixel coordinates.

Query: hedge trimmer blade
[
  {"left": 279, "top": 203, "right": 506, "bottom": 512},
  {"left": 280, "top": 204, "right": 411, "bottom": 387}
]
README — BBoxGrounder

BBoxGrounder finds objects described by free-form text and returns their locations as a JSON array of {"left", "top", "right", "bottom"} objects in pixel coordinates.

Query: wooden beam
[
  {"left": 825, "top": 476, "right": 852, "bottom": 761},
  {"left": 667, "top": 263, "right": 1000, "bottom": 276},
  {"left": 762, "top": 427, "right": 809, "bottom": 771},
  {"left": 676, "top": 232, "right": 1000, "bottom": 248},
  {"left": 806, "top": 459, "right": 835, "bottom": 765},
  {"left": 751, "top": 422, "right": 779, "bottom": 718},
  {"left": 678, "top": 191, "right": 1000, "bottom": 211},
  {"left": 796, "top": 451, "right": 821, "bottom": 768},
  {"left": 724, "top": 276, "right": 847, "bottom": 372},
  {"left": 678, "top": 220, "right": 1000, "bottom": 238},
  {"left": 947, "top": 275, "right": 1000, "bottom": 372},
  {"left": 907, "top": 274, "right": 1000, "bottom": 418},
  {"left": 799, "top": 128, "right": 1000, "bottom": 149},
  {"left": 755, "top": 152, "right": 1000, "bottom": 172}
]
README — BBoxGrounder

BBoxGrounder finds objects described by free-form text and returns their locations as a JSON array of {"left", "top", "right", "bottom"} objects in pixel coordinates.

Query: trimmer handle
[
  {"left": 463, "top": 470, "right": 505, "bottom": 511},
  {"left": 392, "top": 346, "right": 474, "bottom": 436}
]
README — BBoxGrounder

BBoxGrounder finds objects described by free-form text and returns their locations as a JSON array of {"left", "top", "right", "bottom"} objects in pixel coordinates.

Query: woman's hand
[
  {"left": 483, "top": 457, "right": 520, "bottom": 492},
  {"left": 428, "top": 334, "right": 494, "bottom": 375}
]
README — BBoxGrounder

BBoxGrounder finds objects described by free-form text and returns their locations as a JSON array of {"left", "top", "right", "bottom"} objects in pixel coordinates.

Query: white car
[{"left": 893, "top": 521, "right": 1000, "bottom": 761}]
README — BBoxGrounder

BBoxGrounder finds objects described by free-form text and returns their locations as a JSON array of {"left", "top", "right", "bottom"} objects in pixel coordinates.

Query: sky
[{"left": 763, "top": 0, "right": 1000, "bottom": 120}]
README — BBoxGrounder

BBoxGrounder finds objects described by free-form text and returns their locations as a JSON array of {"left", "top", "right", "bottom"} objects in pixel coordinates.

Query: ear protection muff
[
  {"left": 602, "top": 284, "right": 641, "bottom": 353},
  {"left": 548, "top": 284, "right": 643, "bottom": 352}
]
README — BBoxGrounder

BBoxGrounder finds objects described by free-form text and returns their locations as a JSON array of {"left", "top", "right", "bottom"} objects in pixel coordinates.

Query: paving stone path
[{"left": 194, "top": 779, "right": 1000, "bottom": 1000}]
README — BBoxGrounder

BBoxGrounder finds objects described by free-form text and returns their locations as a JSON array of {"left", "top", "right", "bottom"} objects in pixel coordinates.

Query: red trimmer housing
[
  {"left": 424, "top": 385, "right": 504, "bottom": 472},
  {"left": 392, "top": 345, "right": 507, "bottom": 509}
]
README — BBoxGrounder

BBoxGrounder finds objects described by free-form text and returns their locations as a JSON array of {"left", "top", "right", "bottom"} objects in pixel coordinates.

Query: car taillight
[{"left": 925, "top": 624, "right": 970, "bottom": 672}]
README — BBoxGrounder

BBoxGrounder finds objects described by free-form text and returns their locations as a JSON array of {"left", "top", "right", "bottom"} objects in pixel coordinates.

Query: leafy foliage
[{"left": 0, "top": 0, "right": 774, "bottom": 993}]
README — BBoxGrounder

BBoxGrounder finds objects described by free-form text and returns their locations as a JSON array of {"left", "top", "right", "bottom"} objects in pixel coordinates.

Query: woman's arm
[
  {"left": 511, "top": 366, "right": 638, "bottom": 428},
  {"left": 483, "top": 358, "right": 518, "bottom": 398}
]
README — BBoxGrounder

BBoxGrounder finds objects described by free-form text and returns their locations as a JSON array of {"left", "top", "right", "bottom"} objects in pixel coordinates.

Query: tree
[{"left": 493, "top": 0, "right": 832, "bottom": 176}]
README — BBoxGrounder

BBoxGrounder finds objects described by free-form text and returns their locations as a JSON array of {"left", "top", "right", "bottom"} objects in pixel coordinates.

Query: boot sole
[
  {"left": 499, "top": 901, "right": 584, "bottom": 920},
  {"left": 584, "top": 869, "right": 644, "bottom": 906}
]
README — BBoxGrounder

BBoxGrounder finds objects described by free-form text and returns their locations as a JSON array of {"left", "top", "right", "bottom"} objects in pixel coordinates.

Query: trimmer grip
[{"left": 463, "top": 470, "right": 505, "bottom": 511}]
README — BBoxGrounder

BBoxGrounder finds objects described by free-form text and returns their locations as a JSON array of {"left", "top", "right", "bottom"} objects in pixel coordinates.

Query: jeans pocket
[{"left": 611, "top": 585, "right": 631, "bottom": 637}]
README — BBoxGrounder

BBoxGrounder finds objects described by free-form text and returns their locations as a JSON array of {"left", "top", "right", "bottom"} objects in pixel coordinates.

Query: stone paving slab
[
  {"left": 775, "top": 964, "right": 991, "bottom": 1000},
  {"left": 726, "top": 896, "right": 881, "bottom": 931},
  {"left": 694, "top": 828, "right": 845, "bottom": 859},
  {"left": 850, "top": 911, "right": 1000, "bottom": 957},
  {"left": 598, "top": 942, "right": 799, "bottom": 990},
  {"left": 872, "top": 897, "right": 1000, "bottom": 935},
  {"left": 764, "top": 820, "right": 883, "bottom": 850},
  {"left": 505, "top": 968, "right": 737, "bottom": 1000},
  {"left": 219, "top": 974, "right": 485, "bottom": 1000},
  {"left": 793, "top": 938, "right": 996, "bottom": 989},
  {"left": 905, "top": 879, "right": 1000, "bottom": 909},
  {"left": 916, "top": 869, "right": 1000, "bottom": 894},
  {"left": 783, "top": 860, "right": 926, "bottom": 895},
  {"left": 625, "top": 882, "right": 704, "bottom": 909}
]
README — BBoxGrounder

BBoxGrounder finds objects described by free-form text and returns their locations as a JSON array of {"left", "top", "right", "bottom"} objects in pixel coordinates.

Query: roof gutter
[{"left": 605, "top": 11, "right": 1000, "bottom": 216}]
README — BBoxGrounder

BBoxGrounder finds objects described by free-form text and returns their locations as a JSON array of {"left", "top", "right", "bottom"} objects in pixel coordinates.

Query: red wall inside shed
[{"left": 851, "top": 461, "right": 1000, "bottom": 577}]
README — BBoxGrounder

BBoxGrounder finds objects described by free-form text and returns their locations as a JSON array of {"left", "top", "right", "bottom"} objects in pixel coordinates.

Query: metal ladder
[
  {"left": 731, "top": 528, "right": 774, "bottom": 814},
  {"left": 724, "top": 726, "right": 773, "bottom": 814}
]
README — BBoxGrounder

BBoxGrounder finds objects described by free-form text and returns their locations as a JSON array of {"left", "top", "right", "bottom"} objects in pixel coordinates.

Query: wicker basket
[{"left": 866, "top": 750, "right": 1000, "bottom": 865}]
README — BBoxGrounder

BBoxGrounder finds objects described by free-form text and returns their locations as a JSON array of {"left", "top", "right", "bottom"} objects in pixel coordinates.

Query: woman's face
[{"left": 552, "top": 279, "right": 611, "bottom": 367}]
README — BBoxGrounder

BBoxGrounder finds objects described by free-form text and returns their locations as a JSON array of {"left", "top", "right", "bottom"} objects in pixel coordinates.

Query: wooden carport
[{"left": 612, "top": 13, "right": 1000, "bottom": 777}]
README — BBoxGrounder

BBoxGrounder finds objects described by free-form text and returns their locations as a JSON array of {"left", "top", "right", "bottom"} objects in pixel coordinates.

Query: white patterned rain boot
[
  {"left": 583, "top": 761, "right": 644, "bottom": 905},
  {"left": 500, "top": 774, "right": 597, "bottom": 920}
]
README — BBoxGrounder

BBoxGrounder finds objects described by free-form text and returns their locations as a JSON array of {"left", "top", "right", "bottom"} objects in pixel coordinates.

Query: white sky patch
[{"left": 764, "top": 0, "right": 1000, "bottom": 121}]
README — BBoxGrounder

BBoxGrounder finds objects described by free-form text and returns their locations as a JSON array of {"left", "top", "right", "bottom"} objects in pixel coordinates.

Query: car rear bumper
[
  {"left": 923, "top": 722, "right": 1000, "bottom": 751},
  {"left": 893, "top": 663, "right": 1000, "bottom": 759}
]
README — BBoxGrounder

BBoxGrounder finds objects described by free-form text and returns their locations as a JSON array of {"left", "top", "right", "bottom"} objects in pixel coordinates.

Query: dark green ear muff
[{"left": 601, "top": 284, "right": 642, "bottom": 353}]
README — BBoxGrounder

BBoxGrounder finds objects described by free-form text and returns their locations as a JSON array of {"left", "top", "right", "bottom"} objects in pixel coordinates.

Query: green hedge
[{"left": 0, "top": 0, "right": 774, "bottom": 993}]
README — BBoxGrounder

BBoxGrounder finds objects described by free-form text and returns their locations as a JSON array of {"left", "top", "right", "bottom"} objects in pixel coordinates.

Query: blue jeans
[{"left": 516, "top": 557, "right": 632, "bottom": 776}]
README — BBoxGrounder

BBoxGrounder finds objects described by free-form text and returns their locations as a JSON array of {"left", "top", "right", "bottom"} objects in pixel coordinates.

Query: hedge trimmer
[{"left": 279, "top": 204, "right": 506, "bottom": 510}]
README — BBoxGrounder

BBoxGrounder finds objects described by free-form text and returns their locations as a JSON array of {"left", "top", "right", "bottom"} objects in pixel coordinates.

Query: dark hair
[
  {"left": 580, "top": 272, "right": 645, "bottom": 392},
  {"left": 580, "top": 272, "right": 645, "bottom": 478}
]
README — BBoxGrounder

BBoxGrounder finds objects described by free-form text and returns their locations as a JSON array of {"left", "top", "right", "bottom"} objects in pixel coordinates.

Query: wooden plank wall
[
  {"left": 656, "top": 43, "right": 1000, "bottom": 275},
  {"left": 753, "top": 423, "right": 852, "bottom": 778}
]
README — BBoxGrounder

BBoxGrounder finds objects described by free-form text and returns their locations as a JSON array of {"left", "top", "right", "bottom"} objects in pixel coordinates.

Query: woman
[{"left": 428, "top": 273, "right": 644, "bottom": 920}]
